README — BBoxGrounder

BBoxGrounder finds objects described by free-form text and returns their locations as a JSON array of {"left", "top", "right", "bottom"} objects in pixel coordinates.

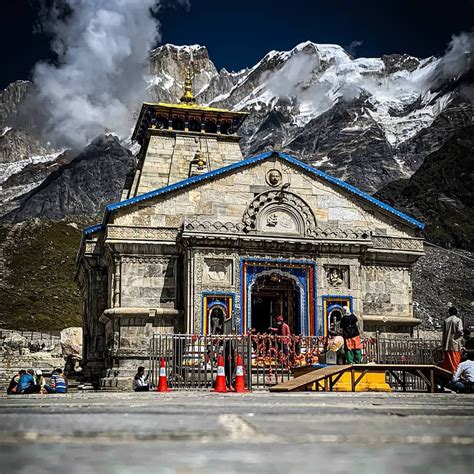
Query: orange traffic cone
[
  {"left": 233, "top": 354, "right": 248, "bottom": 393},
  {"left": 213, "top": 355, "right": 227, "bottom": 393},
  {"left": 156, "top": 358, "right": 171, "bottom": 392}
]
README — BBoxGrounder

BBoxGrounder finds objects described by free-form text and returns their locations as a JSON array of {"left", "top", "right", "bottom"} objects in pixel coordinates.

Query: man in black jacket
[{"left": 340, "top": 307, "right": 362, "bottom": 364}]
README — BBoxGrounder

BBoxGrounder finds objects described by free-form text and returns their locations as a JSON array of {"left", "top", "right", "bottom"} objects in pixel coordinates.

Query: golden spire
[{"left": 180, "top": 66, "right": 196, "bottom": 104}]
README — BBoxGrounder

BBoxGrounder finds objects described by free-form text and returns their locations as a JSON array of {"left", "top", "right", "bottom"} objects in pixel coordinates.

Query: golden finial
[{"left": 180, "top": 66, "right": 196, "bottom": 104}]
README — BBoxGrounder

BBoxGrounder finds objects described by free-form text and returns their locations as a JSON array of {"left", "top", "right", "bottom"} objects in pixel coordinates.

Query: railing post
[
  {"left": 376, "top": 331, "right": 381, "bottom": 364},
  {"left": 247, "top": 334, "right": 252, "bottom": 391}
]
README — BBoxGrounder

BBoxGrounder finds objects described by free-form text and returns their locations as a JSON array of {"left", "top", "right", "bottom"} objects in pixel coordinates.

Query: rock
[
  {"left": 0, "top": 80, "right": 30, "bottom": 126},
  {"left": 1, "top": 332, "right": 28, "bottom": 355},
  {"left": 375, "top": 125, "right": 474, "bottom": 251},
  {"left": 5, "top": 135, "right": 135, "bottom": 222},
  {"left": 60, "top": 327, "right": 83, "bottom": 359}
]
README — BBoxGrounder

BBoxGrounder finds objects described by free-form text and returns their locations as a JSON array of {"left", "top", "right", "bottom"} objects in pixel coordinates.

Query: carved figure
[
  {"left": 327, "top": 268, "right": 344, "bottom": 286},
  {"left": 266, "top": 169, "right": 282, "bottom": 187},
  {"left": 267, "top": 213, "right": 278, "bottom": 227},
  {"left": 208, "top": 263, "right": 227, "bottom": 281}
]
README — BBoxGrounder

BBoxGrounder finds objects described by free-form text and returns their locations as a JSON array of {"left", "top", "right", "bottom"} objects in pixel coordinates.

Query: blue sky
[
  {"left": 159, "top": 0, "right": 474, "bottom": 71},
  {"left": 0, "top": 0, "right": 472, "bottom": 88}
]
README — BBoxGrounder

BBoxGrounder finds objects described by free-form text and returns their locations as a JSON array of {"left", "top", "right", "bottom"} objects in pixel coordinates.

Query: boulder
[
  {"left": 60, "top": 327, "right": 83, "bottom": 359},
  {"left": 2, "top": 332, "right": 28, "bottom": 355}
]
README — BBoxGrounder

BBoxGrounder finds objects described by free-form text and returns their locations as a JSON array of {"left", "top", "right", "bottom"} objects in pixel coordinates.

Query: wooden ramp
[
  {"left": 269, "top": 364, "right": 454, "bottom": 393},
  {"left": 269, "top": 365, "right": 351, "bottom": 392}
]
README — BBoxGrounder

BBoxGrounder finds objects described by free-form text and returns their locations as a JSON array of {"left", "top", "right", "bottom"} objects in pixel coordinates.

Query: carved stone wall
[
  {"left": 113, "top": 158, "right": 417, "bottom": 239},
  {"left": 191, "top": 250, "right": 240, "bottom": 333}
]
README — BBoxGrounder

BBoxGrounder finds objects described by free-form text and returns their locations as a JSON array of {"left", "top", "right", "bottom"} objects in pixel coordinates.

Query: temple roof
[
  {"left": 83, "top": 150, "right": 424, "bottom": 235},
  {"left": 132, "top": 68, "right": 249, "bottom": 144}
]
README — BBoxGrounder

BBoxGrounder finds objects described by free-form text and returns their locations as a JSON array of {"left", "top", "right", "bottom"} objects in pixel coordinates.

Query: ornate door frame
[{"left": 240, "top": 258, "right": 318, "bottom": 336}]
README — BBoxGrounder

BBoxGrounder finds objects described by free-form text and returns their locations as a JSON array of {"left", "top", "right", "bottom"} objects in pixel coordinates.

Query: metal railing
[
  {"left": 149, "top": 333, "right": 438, "bottom": 391},
  {"left": 376, "top": 337, "right": 442, "bottom": 391}
]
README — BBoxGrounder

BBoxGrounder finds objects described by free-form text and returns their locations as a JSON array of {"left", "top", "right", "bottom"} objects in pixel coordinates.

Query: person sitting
[
  {"left": 44, "top": 368, "right": 68, "bottom": 394},
  {"left": 133, "top": 366, "right": 152, "bottom": 392},
  {"left": 449, "top": 353, "right": 474, "bottom": 393},
  {"left": 35, "top": 369, "right": 45, "bottom": 387},
  {"left": 6, "top": 370, "right": 23, "bottom": 395},
  {"left": 17, "top": 369, "right": 40, "bottom": 394}
]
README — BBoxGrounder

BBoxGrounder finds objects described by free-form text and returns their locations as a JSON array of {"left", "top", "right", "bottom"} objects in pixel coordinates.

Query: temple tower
[{"left": 122, "top": 68, "right": 249, "bottom": 199}]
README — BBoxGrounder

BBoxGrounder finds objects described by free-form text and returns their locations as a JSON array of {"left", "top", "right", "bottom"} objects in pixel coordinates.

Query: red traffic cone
[
  {"left": 213, "top": 355, "right": 227, "bottom": 393},
  {"left": 156, "top": 358, "right": 171, "bottom": 392},
  {"left": 233, "top": 354, "right": 248, "bottom": 393}
]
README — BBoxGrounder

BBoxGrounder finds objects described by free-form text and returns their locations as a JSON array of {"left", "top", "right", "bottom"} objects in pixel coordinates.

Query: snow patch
[
  {"left": 0, "top": 151, "right": 64, "bottom": 185},
  {"left": 1, "top": 126, "right": 12, "bottom": 137}
]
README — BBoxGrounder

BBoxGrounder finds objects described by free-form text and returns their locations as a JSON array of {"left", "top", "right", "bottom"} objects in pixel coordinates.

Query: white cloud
[{"left": 28, "top": 0, "right": 164, "bottom": 148}]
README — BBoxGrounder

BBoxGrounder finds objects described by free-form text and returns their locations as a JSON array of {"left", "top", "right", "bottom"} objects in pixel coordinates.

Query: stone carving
[
  {"left": 263, "top": 210, "right": 299, "bottom": 234},
  {"left": 327, "top": 268, "right": 343, "bottom": 286},
  {"left": 266, "top": 169, "right": 282, "bottom": 187},
  {"left": 204, "top": 258, "right": 233, "bottom": 285},
  {"left": 372, "top": 235, "right": 423, "bottom": 252},
  {"left": 242, "top": 190, "right": 317, "bottom": 237},
  {"left": 107, "top": 226, "right": 179, "bottom": 241},
  {"left": 183, "top": 219, "right": 371, "bottom": 242},
  {"left": 184, "top": 220, "right": 244, "bottom": 233},
  {"left": 326, "top": 267, "right": 347, "bottom": 287},
  {"left": 121, "top": 256, "right": 175, "bottom": 265},
  {"left": 84, "top": 242, "right": 99, "bottom": 254},
  {"left": 193, "top": 250, "right": 240, "bottom": 333}
]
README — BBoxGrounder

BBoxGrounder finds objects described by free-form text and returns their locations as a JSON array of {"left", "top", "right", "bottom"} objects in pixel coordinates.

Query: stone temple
[{"left": 76, "top": 71, "right": 425, "bottom": 384}]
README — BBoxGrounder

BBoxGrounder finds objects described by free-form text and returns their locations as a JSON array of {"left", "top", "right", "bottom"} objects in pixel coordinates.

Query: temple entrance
[{"left": 250, "top": 273, "right": 300, "bottom": 334}]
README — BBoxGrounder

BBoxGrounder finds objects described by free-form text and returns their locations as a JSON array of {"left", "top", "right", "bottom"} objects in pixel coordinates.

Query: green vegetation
[{"left": 0, "top": 220, "right": 84, "bottom": 331}]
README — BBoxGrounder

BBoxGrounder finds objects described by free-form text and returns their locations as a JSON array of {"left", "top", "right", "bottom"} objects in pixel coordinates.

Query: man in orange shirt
[
  {"left": 269, "top": 315, "right": 291, "bottom": 355},
  {"left": 442, "top": 306, "right": 464, "bottom": 372}
]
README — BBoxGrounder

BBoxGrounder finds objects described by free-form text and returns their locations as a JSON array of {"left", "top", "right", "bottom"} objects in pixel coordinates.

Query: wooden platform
[{"left": 269, "top": 364, "right": 453, "bottom": 393}]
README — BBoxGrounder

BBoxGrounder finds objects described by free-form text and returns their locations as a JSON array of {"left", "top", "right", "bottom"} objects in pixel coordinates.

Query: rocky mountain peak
[
  {"left": 0, "top": 80, "right": 31, "bottom": 126},
  {"left": 382, "top": 54, "right": 422, "bottom": 74},
  {"left": 148, "top": 44, "right": 218, "bottom": 102}
]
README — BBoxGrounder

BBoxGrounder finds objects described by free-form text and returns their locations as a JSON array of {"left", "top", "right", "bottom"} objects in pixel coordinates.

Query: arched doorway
[
  {"left": 250, "top": 272, "right": 301, "bottom": 334},
  {"left": 327, "top": 304, "right": 343, "bottom": 335}
]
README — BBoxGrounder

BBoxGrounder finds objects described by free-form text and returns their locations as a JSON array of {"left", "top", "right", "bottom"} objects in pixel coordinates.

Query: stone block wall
[
  {"left": 133, "top": 132, "right": 244, "bottom": 196},
  {"left": 361, "top": 265, "right": 412, "bottom": 318},
  {"left": 120, "top": 256, "right": 177, "bottom": 308}
]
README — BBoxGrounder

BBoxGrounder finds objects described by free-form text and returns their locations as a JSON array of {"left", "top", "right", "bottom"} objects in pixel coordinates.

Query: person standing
[
  {"left": 340, "top": 307, "right": 362, "bottom": 364},
  {"left": 442, "top": 306, "right": 464, "bottom": 373},
  {"left": 269, "top": 315, "right": 291, "bottom": 356}
]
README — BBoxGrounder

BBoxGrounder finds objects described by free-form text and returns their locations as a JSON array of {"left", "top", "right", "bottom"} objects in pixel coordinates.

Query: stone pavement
[{"left": 0, "top": 391, "right": 473, "bottom": 474}]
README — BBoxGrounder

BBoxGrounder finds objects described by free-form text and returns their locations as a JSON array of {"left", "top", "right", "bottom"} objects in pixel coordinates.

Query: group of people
[{"left": 7, "top": 368, "right": 68, "bottom": 395}]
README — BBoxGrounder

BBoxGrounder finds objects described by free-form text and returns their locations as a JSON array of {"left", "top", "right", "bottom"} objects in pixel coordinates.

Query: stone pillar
[{"left": 113, "top": 256, "right": 121, "bottom": 308}]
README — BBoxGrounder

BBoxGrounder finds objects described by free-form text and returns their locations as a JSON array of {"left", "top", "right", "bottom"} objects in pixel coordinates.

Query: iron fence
[
  {"left": 376, "top": 337, "right": 442, "bottom": 391},
  {"left": 149, "top": 333, "right": 439, "bottom": 391}
]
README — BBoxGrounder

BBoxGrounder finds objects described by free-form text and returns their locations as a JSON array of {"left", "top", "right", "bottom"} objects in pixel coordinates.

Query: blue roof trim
[
  {"left": 103, "top": 150, "right": 424, "bottom": 229},
  {"left": 83, "top": 223, "right": 103, "bottom": 235},
  {"left": 277, "top": 152, "right": 425, "bottom": 229}
]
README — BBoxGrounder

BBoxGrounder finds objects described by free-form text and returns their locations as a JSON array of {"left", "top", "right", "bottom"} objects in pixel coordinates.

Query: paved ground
[{"left": 0, "top": 391, "right": 473, "bottom": 473}]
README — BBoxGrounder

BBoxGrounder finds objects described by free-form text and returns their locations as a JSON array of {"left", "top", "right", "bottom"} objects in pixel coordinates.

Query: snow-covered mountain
[
  {"left": 0, "top": 41, "right": 473, "bottom": 219},
  {"left": 147, "top": 42, "right": 473, "bottom": 192}
]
